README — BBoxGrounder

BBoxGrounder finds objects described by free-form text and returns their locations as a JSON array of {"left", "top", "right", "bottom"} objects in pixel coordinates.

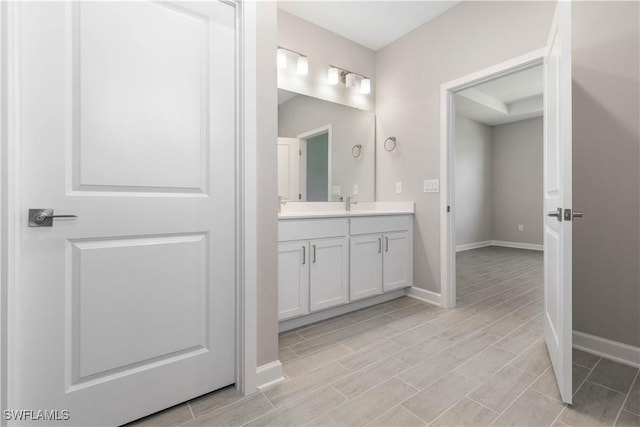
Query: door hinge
[
  {"left": 298, "top": 193, "right": 302, "bottom": 200},
  {"left": 447, "top": 206, "right": 451, "bottom": 213}
]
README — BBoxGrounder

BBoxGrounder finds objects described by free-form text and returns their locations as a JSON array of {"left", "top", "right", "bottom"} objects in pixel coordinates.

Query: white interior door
[
  {"left": 543, "top": 1, "right": 573, "bottom": 404},
  {"left": 277, "top": 137, "right": 300, "bottom": 201},
  {"left": 15, "top": 1, "right": 237, "bottom": 425}
]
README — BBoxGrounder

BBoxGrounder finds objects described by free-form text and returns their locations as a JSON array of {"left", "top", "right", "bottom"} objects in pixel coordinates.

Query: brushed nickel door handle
[{"left": 29, "top": 209, "right": 78, "bottom": 227}]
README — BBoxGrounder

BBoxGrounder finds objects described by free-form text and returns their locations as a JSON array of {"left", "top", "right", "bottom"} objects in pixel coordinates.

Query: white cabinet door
[
  {"left": 383, "top": 231, "right": 412, "bottom": 291},
  {"left": 310, "top": 238, "right": 349, "bottom": 311},
  {"left": 278, "top": 242, "right": 309, "bottom": 320},
  {"left": 350, "top": 235, "right": 383, "bottom": 301}
]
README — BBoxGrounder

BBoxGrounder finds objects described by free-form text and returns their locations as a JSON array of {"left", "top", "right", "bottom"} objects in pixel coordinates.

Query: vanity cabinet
[
  {"left": 350, "top": 216, "right": 413, "bottom": 300},
  {"left": 278, "top": 213, "right": 413, "bottom": 322},
  {"left": 278, "top": 242, "right": 309, "bottom": 320}
]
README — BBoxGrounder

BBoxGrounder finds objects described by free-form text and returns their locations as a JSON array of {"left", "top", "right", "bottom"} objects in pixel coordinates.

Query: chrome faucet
[
  {"left": 346, "top": 196, "right": 358, "bottom": 212},
  {"left": 278, "top": 196, "right": 288, "bottom": 214}
]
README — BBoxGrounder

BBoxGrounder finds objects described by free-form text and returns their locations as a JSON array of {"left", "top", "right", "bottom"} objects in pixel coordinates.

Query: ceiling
[
  {"left": 278, "top": 1, "right": 460, "bottom": 51},
  {"left": 455, "top": 65, "right": 544, "bottom": 126}
]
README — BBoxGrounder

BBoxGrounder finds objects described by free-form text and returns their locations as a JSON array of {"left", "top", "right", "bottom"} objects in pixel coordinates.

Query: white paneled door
[
  {"left": 15, "top": 1, "right": 237, "bottom": 425},
  {"left": 277, "top": 137, "right": 301, "bottom": 201},
  {"left": 543, "top": 1, "right": 573, "bottom": 404}
]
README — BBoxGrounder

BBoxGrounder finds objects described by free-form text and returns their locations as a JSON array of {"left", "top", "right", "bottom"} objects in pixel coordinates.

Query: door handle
[
  {"left": 547, "top": 208, "right": 562, "bottom": 221},
  {"left": 28, "top": 209, "right": 78, "bottom": 227},
  {"left": 302, "top": 246, "right": 306, "bottom": 265},
  {"left": 312, "top": 245, "right": 316, "bottom": 263},
  {"left": 385, "top": 236, "right": 389, "bottom": 252},
  {"left": 378, "top": 237, "right": 382, "bottom": 253}
]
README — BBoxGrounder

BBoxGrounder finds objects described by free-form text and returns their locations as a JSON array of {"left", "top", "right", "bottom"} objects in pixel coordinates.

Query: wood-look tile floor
[{"left": 129, "top": 247, "right": 639, "bottom": 427}]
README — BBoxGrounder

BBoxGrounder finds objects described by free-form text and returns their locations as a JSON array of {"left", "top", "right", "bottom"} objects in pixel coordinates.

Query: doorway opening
[
  {"left": 453, "top": 65, "right": 544, "bottom": 307},
  {"left": 299, "top": 125, "right": 332, "bottom": 202}
]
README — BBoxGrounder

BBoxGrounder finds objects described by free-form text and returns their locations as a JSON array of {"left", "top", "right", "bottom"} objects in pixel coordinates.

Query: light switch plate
[
  {"left": 353, "top": 184, "right": 359, "bottom": 195},
  {"left": 423, "top": 179, "right": 439, "bottom": 193},
  {"left": 396, "top": 182, "right": 403, "bottom": 194},
  {"left": 332, "top": 186, "right": 341, "bottom": 196}
]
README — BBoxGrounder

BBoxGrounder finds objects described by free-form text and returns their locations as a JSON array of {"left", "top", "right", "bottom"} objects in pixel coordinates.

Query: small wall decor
[{"left": 384, "top": 136, "right": 397, "bottom": 152}]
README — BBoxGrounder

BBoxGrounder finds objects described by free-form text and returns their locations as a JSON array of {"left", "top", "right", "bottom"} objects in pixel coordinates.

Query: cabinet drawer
[
  {"left": 279, "top": 218, "right": 348, "bottom": 241},
  {"left": 350, "top": 215, "right": 411, "bottom": 235}
]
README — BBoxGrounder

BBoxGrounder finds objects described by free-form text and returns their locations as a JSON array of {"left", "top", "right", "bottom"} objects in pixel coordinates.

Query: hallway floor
[{"left": 131, "top": 247, "right": 639, "bottom": 426}]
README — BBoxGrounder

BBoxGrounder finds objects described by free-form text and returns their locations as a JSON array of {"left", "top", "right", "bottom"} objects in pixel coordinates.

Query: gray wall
[
  {"left": 492, "top": 117, "right": 543, "bottom": 245},
  {"left": 376, "top": 1, "right": 556, "bottom": 294},
  {"left": 256, "top": 1, "right": 279, "bottom": 367},
  {"left": 278, "top": 94, "right": 376, "bottom": 201},
  {"left": 572, "top": 1, "right": 640, "bottom": 347},
  {"left": 455, "top": 116, "right": 493, "bottom": 245}
]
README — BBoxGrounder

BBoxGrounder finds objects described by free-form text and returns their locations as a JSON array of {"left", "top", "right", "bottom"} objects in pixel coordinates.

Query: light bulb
[
  {"left": 328, "top": 67, "right": 339, "bottom": 85},
  {"left": 360, "top": 78, "right": 371, "bottom": 94},
  {"left": 277, "top": 48, "right": 287, "bottom": 69},
  {"left": 345, "top": 73, "right": 357, "bottom": 89},
  {"left": 297, "top": 56, "right": 308, "bottom": 75}
]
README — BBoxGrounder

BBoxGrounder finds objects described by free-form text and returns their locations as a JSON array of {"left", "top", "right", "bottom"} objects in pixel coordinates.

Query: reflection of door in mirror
[
  {"left": 277, "top": 137, "right": 300, "bottom": 201},
  {"left": 298, "top": 125, "right": 332, "bottom": 202}
]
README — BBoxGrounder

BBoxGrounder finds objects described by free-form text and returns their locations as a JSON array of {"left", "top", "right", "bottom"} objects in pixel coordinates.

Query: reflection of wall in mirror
[{"left": 278, "top": 93, "right": 375, "bottom": 201}]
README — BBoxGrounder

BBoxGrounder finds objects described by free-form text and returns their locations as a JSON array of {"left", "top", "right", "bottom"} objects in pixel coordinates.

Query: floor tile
[
  {"left": 401, "top": 371, "right": 479, "bottom": 423},
  {"left": 279, "top": 332, "right": 306, "bottom": 348},
  {"left": 494, "top": 326, "right": 541, "bottom": 355},
  {"left": 588, "top": 359, "right": 639, "bottom": 394},
  {"left": 183, "top": 393, "right": 272, "bottom": 427},
  {"left": 264, "top": 362, "right": 350, "bottom": 407},
  {"left": 245, "top": 386, "right": 345, "bottom": 427},
  {"left": 126, "top": 403, "right": 193, "bottom": 427},
  {"left": 189, "top": 385, "right": 247, "bottom": 418},
  {"left": 283, "top": 344, "right": 353, "bottom": 379},
  {"left": 339, "top": 338, "right": 405, "bottom": 371},
  {"left": 430, "top": 397, "right": 498, "bottom": 426},
  {"left": 572, "top": 349, "right": 601, "bottom": 369},
  {"left": 399, "top": 351, "right": 465, "bottom": 390},
  {"left": 559, "top": 381, "right": 626, "bottom": 426},
  {"left": 616, "top": 410, "right": 640, "bottom": 427},
  {"left": 493, "top": 389, "right": 564, "bottom": 426},
  {"left": 446, "top": 331, "right": 501, "bottom": 360},
  {"left": 279, "top": 347, "right": 298, "bottom": 363},
  {"left": 306, "top": 414, "right": 340, "bottom": 426},
  {"left": 625, "top": 376, "right": 640, "bottom": 415},
  {"left": 454, "top": 346, "right": 516, "bottom": 383},
  {"left": 298, "top": 316, "right": 358, "bottom": 339},
  {"left": 469, "top": 364, "right": 536, "bottom": 412},
  {"left": 510, "top": 339, "right": 551, "bottom": 375},
  {"left": 395, "top": 335, "right": 452, "bottom": 366},
  {"left": 333, "top": 357, "right": 408, "bottom": 400},
  {"left": 366, "top": 405, "right": 425, "bottom": 426},
  {"left": 329, "top": 378, "right": 417, "bottom": 426}
]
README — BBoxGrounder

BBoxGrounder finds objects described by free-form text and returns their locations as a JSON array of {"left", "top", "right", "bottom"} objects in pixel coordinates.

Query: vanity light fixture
[
  {"left": 277, "top": 46, "right": 308, "bottom": 76},
  {"left": 277, "top": 48, "right": 288, "bottom": 69},
  {"left": 297, "top": 56, "right": 309, "bottom": 75},
  {"left": 328, "top": 65, "right": 372, "bottom": 95},
  {"left": 328, "top": 67, "right": 340, "bottom": 85}
]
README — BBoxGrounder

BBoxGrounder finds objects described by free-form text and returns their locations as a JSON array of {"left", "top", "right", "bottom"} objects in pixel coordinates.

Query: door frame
[
  {"left": 297, "top": 124, "right": 332, "bottom": 202},
  {"left": 0, "top": 0, "right": 261, "bottom": 418},
  {"left": 439, "top": 48, "right": 546, "bottom": 309}
]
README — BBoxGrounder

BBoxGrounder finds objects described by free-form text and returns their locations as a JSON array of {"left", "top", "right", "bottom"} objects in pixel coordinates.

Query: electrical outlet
[
  {"left": 353, "top": 184, "right": 359, "bottom": 195},
  {"left": 396, "top": 182, "right": 403, "bottom": 194},
  {"left": 518, "top": 224, "right": 524, "bottom": 231}
]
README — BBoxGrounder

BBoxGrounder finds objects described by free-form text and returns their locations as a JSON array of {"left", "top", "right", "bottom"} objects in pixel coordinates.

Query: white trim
[
  {"left": 455, "top": 241, "right": 492, "bottom": 252},
  {"left": 240, "top": 0, "right": 258, "bottom": 395},
  {"left": 255, "top": 361, "right": 284, "bottom": 392},
  {"left": 279, "top": 289, "right": 405, "bottom": 333},
  {"left": 573, "top": 331, "right": 640, "bottom": 369},
  {"left": 406, "top": 287, "right": 441, "bottom": 307},
  {"left": 440, "top": 48, "right": 547, "bottom": 309},
  {"left": 491, "top": 240, "right": 543, "bottom": 251}
]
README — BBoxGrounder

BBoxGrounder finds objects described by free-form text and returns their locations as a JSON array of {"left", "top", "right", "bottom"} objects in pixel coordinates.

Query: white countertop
[{"left": 278, "top": 201, "right": 414, "bottom": 220}]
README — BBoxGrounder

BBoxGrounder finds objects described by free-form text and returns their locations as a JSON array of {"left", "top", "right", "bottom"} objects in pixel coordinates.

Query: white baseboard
[
  {"left": 255, "top": 361, "right": 284, "bottom": 392},
  {"left": 491, "top": 240, "right": 543, "bottom": 251},
  {"left": 279, "top": 289, "right": 406, "bottom": 333},
  {"left": 573, "top": 331, "right": 640, "bottom": 369},
  {"left": 456, "top": 241, "right": 492, "bottom": 252},
  {"left": 406, "top": 287, "right": 441, "bottom": 307}
]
